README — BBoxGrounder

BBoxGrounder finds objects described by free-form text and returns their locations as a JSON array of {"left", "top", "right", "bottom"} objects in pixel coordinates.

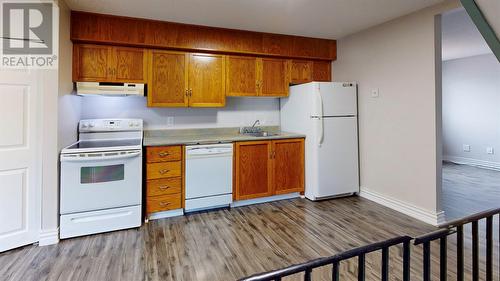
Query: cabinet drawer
[
  {"left": 147, "top": 194, "right": 182, "bottom": 213},
  {"left": 146, "top": 146, "right": 182, "bottom": 163},
  {"left": 147, "top": 178, "right": 182, "bottom": 197},
  {"left": 146, "top": 161, "right": 182, "bottom": 179}
]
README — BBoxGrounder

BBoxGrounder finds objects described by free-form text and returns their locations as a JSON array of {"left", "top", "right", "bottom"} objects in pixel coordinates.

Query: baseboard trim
[
  {"left": 148, "top": 209, "right": 184, "bottom": 221},
  {"left": 231, "top": 193, "right": 300, "bottom": 208},
  {"left": 359, "top": 189, "right": 445, "bottom": 226},
  {"left": 444, "top": 155, "right": 500, "bottom": 171},
  {"left": 38, "top": 228, "right": 59, "bottom": 246}
]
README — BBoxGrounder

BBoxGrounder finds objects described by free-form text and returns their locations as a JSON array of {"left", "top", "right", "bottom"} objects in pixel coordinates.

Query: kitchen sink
[{"left": 242, "top": 131, "right": 279, "bottom": 137}]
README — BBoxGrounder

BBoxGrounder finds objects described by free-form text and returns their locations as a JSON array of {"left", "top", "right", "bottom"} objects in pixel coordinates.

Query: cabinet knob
[
  {"left": 158, "top": 169, "right": 170, "bottom": 174},
  {"left": 158, "top": 152, "right": 170, "bottom": 157},
  {"left": 159, "top": 186, "right": 170, "bottom": 190},
  {"left": 159, "top": 202, "right": 170, "bottom": 207}
]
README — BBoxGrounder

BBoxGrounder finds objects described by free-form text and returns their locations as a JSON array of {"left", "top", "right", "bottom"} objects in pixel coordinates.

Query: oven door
[{"left": 60, "top": 150, "right": 142, "bottom": 214}]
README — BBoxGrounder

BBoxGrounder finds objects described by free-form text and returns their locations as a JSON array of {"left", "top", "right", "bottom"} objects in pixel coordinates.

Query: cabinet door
[
  {"left": 226, "top": 56, "right": 259, "bottom": 96},
  {"left": 113, "top": 47, "right": 147, "bottom": 83},
  {"left": 291, "top": 60, "right": 313, "bottom": 84},
  {"left": 259, "top": 58, "right": 290, "bottom": 97},
  {"left": 312, "top": 61, "right": 332, "bottom": 82},
  {"left": 188, "top": 53, "right": 226, "bottom": 107},
  {"left": 234, "top": 141, "right": 273, "bottom": 200},
  {"left": 272, "top": 139, "right": 305, "bottom": 195},
  {"left": 148, "top": 50, "right": 188, "bottom": 107},
  {"left": 73, "top": 44, "right": 112, "bottom": 82}
]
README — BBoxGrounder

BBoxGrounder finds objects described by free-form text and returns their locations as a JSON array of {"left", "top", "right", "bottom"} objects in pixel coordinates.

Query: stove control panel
[{"left": 79, "top": 119, "right": 143, "bottom": 132}]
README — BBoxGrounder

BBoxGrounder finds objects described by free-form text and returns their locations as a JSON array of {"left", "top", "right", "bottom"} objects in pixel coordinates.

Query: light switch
[
  {"left": 371, "top": 89, "right": 379, "bottom": 98},
  {"left": 463, "top": 144, "right": 470, "bottom": 152},
  {"left": 487, "top": 147, "right": 494, "bottom": 154}
]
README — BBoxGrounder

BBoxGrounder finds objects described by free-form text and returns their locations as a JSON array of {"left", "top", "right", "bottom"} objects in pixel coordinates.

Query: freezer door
[
  {"left": 318, "top": 82, "right": 357, "bottom": 117},
  {"left": 315, "top": 117, "right": 359, "bottom": 198}
]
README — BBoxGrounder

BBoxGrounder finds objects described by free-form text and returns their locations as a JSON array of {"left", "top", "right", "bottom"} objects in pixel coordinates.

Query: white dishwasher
[{"left": 185, "top": 143, "right": 233, "bottom": 212}]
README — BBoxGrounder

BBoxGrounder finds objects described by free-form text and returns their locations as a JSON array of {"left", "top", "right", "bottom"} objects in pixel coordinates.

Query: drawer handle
[
  {"left": 158, "top": 169, "right": 170, "bottom": 174},
  {"left": 159, "top": 202, "right": 170, "bottom": 207},
  {"left": 158, "top": 152, "right": 170, "bottom": 157},
  {"left": 159, "top": 185, "right": 170, "bottom": 190}
]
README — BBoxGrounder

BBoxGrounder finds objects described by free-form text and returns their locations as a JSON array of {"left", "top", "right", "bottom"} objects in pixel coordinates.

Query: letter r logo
[{"left": 2, "top": 2, "right": 53, "bottom": 55}]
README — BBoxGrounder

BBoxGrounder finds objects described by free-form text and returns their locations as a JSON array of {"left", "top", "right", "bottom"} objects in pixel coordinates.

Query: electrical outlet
[
  {"left": 371, "top": 88, "right": 379, "bottom": 98},
  {"left": 166, "top": 116, "right": 174, "bottom": 127},
  {"left": 487, "top": 147, "right": 494, "bottom": 154},
  {"left": 463, "top": 144, "right": 471, "bottom": 152}
]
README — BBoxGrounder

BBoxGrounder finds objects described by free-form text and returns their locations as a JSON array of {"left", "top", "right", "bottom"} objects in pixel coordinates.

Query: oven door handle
[{"left": 60, "top": 150, "right": 141, "bottom": 162}]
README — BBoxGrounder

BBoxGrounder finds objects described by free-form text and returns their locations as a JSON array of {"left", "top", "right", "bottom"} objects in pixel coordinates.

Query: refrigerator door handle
[
  {"left": 317, "top": 91, "right": 324, "bottom": 147},
  {"left": 318, "top": 117, "right": 324, "bottom": 147}
]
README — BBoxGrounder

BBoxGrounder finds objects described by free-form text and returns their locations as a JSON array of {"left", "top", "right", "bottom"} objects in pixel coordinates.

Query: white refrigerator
[{"left": 280, "top": 82, "right": 359, "bottom": 200}]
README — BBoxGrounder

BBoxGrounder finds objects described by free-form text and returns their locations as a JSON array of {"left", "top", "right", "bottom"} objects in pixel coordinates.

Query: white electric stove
[{"left": 59, "top": 119, "right": 143, "bottom": 239}]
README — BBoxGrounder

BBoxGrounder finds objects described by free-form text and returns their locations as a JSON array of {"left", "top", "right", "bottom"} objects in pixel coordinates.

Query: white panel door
[
  {"left": 0, "top": 69, "right": 41, "bottom": 252},
  {"left": 316, "top": 117, "right": 359, "bottom": 197}
]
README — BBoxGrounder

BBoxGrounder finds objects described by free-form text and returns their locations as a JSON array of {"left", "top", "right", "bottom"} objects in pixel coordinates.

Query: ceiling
[
  {"left": 442, "top": 8, "right": 492, "bottom": 61},
  {"left": 65, "top": 0, "right": 444, "bottom": 39}
]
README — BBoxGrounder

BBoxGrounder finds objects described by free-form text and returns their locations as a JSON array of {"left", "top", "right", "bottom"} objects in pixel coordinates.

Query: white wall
[
  {"left": 57, "top": 0, "right": 80, "bottom": 150},
  {"left": 38, "top": 0, "right": 78, "bottom": 245},
  {"left": 442, "top": 54, "right": 500, "bottom": 166},
  {"left": 333, "top": 0, "right": 459, "bottom": 223},
  {"left": 81, "top": 96, "right": 280, "bottom": 130},
  {"left": 39, "top": 0, "right": 70, "bottom": 245}
]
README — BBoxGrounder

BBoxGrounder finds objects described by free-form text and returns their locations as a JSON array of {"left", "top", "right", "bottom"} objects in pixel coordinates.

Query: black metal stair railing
[
  {"left": 238, "top": 207, "right": 500, "bottom": 281},
  {"left": 414, "top": 208, "right": 500, "bottom": 281}
]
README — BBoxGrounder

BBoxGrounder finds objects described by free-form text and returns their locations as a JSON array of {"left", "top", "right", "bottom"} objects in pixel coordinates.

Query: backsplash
[{"left": 80, "top": 96, "right": 280, "bottom": 130}]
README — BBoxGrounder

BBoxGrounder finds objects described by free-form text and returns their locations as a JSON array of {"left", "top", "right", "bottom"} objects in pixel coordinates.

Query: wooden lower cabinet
[
  {"left": 273, "top": 139, "right": 305, "bottom": 194},
  {"left": 234, "top": 141, "right": 274, "bottom": 200},
  {"left": 234, "top": 138, "right": 304, "bottom": 201},
  {"left": 145, "top": 145, "right": 184, "bottom": 218}
]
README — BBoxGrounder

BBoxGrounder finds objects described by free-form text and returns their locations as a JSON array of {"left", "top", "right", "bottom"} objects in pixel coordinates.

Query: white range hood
[{"left": 76, "top": 82, "right": 145, "bottom": 97}]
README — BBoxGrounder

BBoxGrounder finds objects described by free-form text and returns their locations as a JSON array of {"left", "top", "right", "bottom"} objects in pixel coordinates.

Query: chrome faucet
[
  {"left": 251, "top": 120, "right": 260, "bottom": 129},
  {"left": 241, "top": 120, "right": 262, "bottom": 134}
]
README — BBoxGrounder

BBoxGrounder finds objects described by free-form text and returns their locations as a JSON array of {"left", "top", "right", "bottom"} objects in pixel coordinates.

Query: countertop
[{"left": 143, "top": 126, "right": 305, "bottom": 146}]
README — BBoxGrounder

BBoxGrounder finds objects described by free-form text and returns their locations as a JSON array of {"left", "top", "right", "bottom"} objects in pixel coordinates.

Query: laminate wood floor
[
  {"left": 0, "top": 196, "right": 498, "bottom": 281},
  {"left": 442, "top": 162, "right": 500, "bottom": 221}
]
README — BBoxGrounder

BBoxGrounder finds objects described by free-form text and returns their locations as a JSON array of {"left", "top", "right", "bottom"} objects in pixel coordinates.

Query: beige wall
[
  {"left": 40, "top": 0, "right": 75, "bottom": 245},
  {"left": 57, "top": 0, "right": 79, "bottom": 150},
  {"left": 333, "top": 1, "right": 459, "bottom": 218},
  {"left": 476, "top": 0, "right": 500, "bottom": 39}
]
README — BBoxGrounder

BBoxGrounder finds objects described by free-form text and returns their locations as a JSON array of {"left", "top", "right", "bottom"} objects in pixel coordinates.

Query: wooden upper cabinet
[
  {"left": 226, "top": 56, "right": 259, "bottom": 97},
  {"left": 313, "top": 61, "right": 332, "bottom": 82},
  {"left": 114, "top": 47, "right": 148, "bottom": 83},
  {"left": 71, "top": 11, "right": 337, "bottom": 61},
  {"left": 73, "top": 44, "right": 147, "bottom": 82},
  {"left": 291, "top": 60, "right": 313, "bottom": 84},
  {"left": 188, "top": 53, "right": 226, "bottom": 107},
  {"left": 148, "top": 50, "right": 188, "bottom": 107},
  {"left": 272, "top": 139, "right": 305, "bottom": 194},
  {"left": 73, "top": 44, "right": 111, "bottom": 81},
  {"left": 259, "top": 58, "right": 291, "bottom": 97},
  {"left": 234, "top": 141, "right": 273, "bottom": 200},
  {"left": 290, "top": 60, "right": 332, "bottom": 84}
]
